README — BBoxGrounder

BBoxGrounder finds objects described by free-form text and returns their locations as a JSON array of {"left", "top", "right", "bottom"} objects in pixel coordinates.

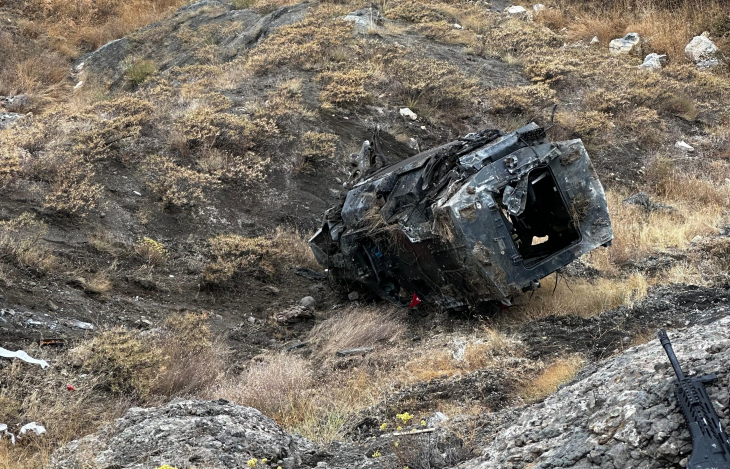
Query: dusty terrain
[{"left": 1, "top": 0, "right": 730, "bottom": 467}]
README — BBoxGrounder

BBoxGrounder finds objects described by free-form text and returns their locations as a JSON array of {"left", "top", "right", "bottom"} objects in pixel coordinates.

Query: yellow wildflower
[{"left": 247, "top": 459, "right": 257, "bottom": 468}]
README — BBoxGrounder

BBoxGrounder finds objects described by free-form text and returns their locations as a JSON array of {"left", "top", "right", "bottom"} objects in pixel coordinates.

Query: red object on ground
[
  {"left": 67, "top": 384, "right": 75, "bottom": 391},
  {"left": 409, "top": 293, "right": 422, "bottom": 308}
]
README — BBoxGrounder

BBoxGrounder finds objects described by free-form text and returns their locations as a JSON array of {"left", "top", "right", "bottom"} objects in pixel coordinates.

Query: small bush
[
  {"left": 316, "top": 70, "right": 371, "bottom": 106},
  {"left": 201, "top": 228, "right": 317, "bottom": 286},
  {"left": 75, "top": 329, "right": 165, "bottom": 397},
  {"left": 125, "top": 60, "right": 157, "bottom": 86},
  {"left": 135, "top": 237, "right": 168, "bottom": 265},
  {"left": 0, "top": 213, "right": 58, "bottom": 274},
  {"left": 488, "top": 84, "right": 555, "bottom": 115},
  {"left": 152, "top": 312, "right": 226, "bottom": 397},
  {"left": 143, "top": 155, "right": 214, "bottom": 208},
  {"left": 299, "top": 131, "right": 338, "bottom": 169}
]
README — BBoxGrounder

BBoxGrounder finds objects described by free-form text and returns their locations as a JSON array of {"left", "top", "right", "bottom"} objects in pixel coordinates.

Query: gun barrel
[{"left": 658, "top": 329, "right": 685, "bottom": 380}]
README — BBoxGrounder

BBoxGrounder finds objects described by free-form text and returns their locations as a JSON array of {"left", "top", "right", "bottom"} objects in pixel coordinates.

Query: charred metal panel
[{"left": 310, "top": 123, "right": 613, "bottom": 310}]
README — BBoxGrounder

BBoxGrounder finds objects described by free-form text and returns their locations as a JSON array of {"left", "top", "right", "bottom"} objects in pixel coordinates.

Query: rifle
[{"left": 658, "top": 329, "right": 730, "bottom": 469}]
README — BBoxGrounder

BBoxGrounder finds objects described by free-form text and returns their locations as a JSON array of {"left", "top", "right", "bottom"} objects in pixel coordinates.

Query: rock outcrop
[
  {"left": 75, "top": 1, "right": 309, "bottom": 90},
  {"left": 464, "top": 317, "right": 730, "bottom": 468}
]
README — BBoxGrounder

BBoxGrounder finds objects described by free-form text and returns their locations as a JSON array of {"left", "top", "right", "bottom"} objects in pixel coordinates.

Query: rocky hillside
[
  {"left": 48, "top": 317, "right": 730, "bottom": 469},
  {"left": 1, "top": 0, "right": 730, "bottom": 468}
]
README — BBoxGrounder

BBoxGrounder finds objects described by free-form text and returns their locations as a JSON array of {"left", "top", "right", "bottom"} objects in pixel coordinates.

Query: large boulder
[
  {"left": 50, "top": 399, "right": 387, "bottom": 469},
  {"left": 685, "top": 34, "right": 720, "bottom": 69},
  {"left": 609, "top": 33, "right": 642, "bottom": 56},
  {"left": 51, "top": 400, "right": 321, "bottom": 469},
  {"left": 464, "top": 317, "right": 730, "bottom": 468}
]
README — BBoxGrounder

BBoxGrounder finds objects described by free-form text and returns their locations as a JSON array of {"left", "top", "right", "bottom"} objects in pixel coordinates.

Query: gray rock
[
  {"left": 335, "top": 347, "right": 374, "bottom": 357},
  {"left": 609, "top": 33, "right": 642, "bottom": 56},
  {"left": 427, "top": 411, "right": 450, "bottom": 428},
  {"left": 329, "top": 188, "right": 342, "bottom": 199},
  {"left": 299, "top": 296, "right": 317, "bottom": 310},
  {"left": 0, "top": 94, "right": 30, "bottom": 112},
  {"left": 685, "top": 34, "right": 720, "bottom": 69},
  {"left": 622, "top": 193, "right": 673, "bottom": 213},
  {"left": 463, "top": 317, "right": 730, "bottom": 468},
  {"left": 348, "top": 291, "right": 360, "bottom": 301},
  {"left": 343, "top": 7, "right": 383, "bottom": 31},
  {"left": 638, "top": 53, "right": 667, "bottom": 70},
  {"left": 0, "top": 113, "right": 23, "bottom": 130}
]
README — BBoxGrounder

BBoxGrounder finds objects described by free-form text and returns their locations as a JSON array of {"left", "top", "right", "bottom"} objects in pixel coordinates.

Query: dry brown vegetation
[
  {"left": 201, "top": 228, "right": 318, "bottom": 286},
  {"left": 0, "top": 0, "right": 189, "bottom": 107},
  {"left": 519, "top": 355, "right": 585, "bottom": 402},
  {"left": 0, "top": 311, "right": 225, "bottom": 468}
]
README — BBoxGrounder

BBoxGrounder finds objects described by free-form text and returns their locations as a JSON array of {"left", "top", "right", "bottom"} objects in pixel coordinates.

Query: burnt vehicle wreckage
[{"left": 310, "top": 121, "right": 613, "bottom": 311}]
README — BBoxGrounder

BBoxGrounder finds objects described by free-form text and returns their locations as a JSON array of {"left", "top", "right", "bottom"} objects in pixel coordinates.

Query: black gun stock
[{"left": 658, "top": 329, "right": 730, "bottom": 469}]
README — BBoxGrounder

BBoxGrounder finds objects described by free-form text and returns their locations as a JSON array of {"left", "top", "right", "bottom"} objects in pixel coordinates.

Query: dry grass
[
  {"left": 0, "top": 311, "right": 226, "bottom": 469},
  {"left": 510, "top": 272, "right": 648, "bottom": 320},
  {"left": 0, "top": 0, "right": 188, "bottom": 106},
  {"left": 547, "top": 0, "right": 730, "bottom": 59},
  {"left": 213, "top": 354, "right": 314, "bottom": 428},
  {"left": 404, "top": 328, "right": 522, "bottom": 382},
  {"left": 519, "top": 354, "right": 585, "bottom": 403},
  {"left": 307, "top": 306, "right": 407, "bottom": 361}
]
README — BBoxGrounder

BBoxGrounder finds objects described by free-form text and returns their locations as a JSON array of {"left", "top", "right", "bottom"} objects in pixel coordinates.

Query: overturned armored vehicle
[{"left": 310, "top": 123, "right": 613, "bottom": 310}]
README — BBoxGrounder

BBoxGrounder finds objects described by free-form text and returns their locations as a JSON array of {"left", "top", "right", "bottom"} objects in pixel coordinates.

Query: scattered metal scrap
[{"left": 310, "top": 122, "right": 613, "bottom": 310}]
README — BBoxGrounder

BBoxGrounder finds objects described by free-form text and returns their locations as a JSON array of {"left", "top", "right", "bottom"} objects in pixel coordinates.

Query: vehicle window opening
[{"left": 502, "top": 167, "right": 580, "bottom": 267}]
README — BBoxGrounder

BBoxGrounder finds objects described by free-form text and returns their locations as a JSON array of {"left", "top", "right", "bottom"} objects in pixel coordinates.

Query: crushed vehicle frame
[{"left": 310, "top": 122, "right": 613, "bottom": 310}]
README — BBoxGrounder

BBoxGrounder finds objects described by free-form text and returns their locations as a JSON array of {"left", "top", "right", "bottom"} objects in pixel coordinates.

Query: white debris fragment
[
  {"left": 505, "top": 5, "right": 527, "bottom": 15},
  {"left": 19, "top": 422, "right": 46, "bottom": 437},
  {"left": 0, "top": 424, "right": 16, "bottom": 445},
  {"left": 399, "top": 107, "right": 417, "bottom": 120},
  {"left": 73, "top": 81, "right": 83, "bottom": 91},
  {"left": 638, "top": 53, "right": 667, "bottom": 70},
  {"left": 0, "top": 347, "right": 50, "bottom": 369},
  {"left": 533, "top": 4, "right": 545, "bottom": 13},
  {"left": 452, "top": 338, "right": 467, "bottom": 362},
  {"left": 453, "top": 23, "right": 462, "bottom": 29},
  {"left": 675, "top": 141, "right": 694, "bottom": 152},
  {"left": 74, "top": 61, "right": 85, "bottom": 72},
  {"left": 133, "top": 190, "right": 142, "bottom": 196},
  {"left": 69, "top": 319, "right": 94, "bottom": 330},
  {"left": 590, "top": 36, "right": 600, "bottom": 46}
]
